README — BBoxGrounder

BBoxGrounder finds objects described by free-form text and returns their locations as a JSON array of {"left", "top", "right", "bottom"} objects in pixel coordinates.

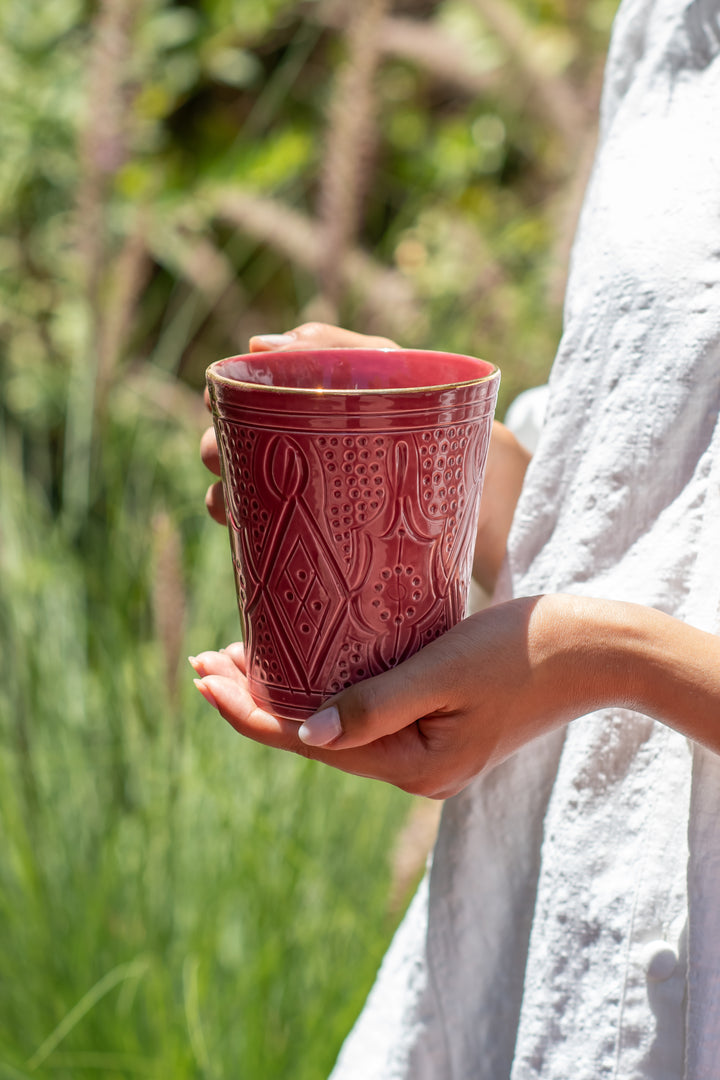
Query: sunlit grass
[{"left": 0, "top": 414, "right": 412, "bottom": 1079}]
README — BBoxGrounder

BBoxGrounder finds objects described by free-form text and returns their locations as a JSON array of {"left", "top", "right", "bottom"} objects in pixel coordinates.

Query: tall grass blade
[
  {"left": 318, "top": 0, "right": 389, "bottom": 315},
  {"left": 182, "top": 956, "right": 216, "bottom": 1080},
  {"left": 26, "top": 958, "right": 151, "bottom": 1071}
]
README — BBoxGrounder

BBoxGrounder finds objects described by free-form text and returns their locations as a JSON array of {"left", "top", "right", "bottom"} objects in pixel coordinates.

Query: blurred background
[{"left": 0, "top": 0, "right": 617, "bottom": 1076}]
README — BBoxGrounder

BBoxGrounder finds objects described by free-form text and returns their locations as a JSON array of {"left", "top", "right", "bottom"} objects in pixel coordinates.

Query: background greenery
[{"left": 0, "top": 0, "right": 617, "bottom": 1076}]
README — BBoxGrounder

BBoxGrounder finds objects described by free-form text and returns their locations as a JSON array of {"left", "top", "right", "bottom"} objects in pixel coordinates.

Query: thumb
[
  {"left": 297, "top": 647, "right": 451, "bottom": 750},
  {"left": 248, "top": 332, "right": 297, "bottom": 351}
]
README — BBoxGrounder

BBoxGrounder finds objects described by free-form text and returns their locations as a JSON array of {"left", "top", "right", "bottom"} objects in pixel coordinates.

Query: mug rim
[{"left": 206, "top": 348, "right": 500, "bottom": 397}]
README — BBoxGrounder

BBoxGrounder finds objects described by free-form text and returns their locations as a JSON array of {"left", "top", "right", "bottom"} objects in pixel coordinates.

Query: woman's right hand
[{"left": 201, "top": 322, "right": 400, "bottom": 525}]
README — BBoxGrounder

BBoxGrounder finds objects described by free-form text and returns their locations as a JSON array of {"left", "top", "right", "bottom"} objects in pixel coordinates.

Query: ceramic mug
[{"left": 206, "top": 348, "right": 500, "bottom": 720}]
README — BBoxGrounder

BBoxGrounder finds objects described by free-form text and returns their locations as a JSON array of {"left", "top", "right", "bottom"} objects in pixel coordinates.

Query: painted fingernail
[
  {"left": 298, "top": 706, "right": 342, "bottom": 747},
  {"left": 252, "top": 333, "right": 294, "bottom": 346},
  {"left": 194, "top": 679, "right": 218, "bottom": 710}
]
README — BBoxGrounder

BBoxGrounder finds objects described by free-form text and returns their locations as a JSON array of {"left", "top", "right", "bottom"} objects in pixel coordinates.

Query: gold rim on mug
[{"left": 206, "top": 349, "right": 500, "bottom": 396}]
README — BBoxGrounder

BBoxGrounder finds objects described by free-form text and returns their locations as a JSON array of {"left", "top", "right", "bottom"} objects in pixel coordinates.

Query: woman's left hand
[{"left": 190, "top": 595, "right": 613, "bottom": 798}]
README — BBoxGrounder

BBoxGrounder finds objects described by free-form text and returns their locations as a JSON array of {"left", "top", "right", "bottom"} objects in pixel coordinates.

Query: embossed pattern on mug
[
  {"left": 208, "top": 349, "right": 499, "bottom": 720},
  {"left": 216, "top": 418, "right": 490, "bottom": 718}
]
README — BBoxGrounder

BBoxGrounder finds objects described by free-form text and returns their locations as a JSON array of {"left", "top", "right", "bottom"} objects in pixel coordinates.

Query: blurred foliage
[
  {"left": 0, "top": 0, "right": 618, "bottom": 1075},
  {"left": 0, "top": 0, "right": 619, "bottom": 425}
]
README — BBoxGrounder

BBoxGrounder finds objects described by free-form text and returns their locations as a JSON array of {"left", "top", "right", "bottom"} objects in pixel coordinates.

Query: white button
[{"left": 644, "top": 941, "right": 678, "bottom": 982}]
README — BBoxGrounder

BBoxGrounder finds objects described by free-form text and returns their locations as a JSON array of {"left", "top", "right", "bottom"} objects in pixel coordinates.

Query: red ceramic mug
[{"left": 206, "top": 348, "right": 500, "bottom": 721}]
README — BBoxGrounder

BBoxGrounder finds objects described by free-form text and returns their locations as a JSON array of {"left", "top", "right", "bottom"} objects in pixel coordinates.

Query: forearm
[
  {"left": 472, "top": 421, "right": 531, "bottom": 594},
  {"left": 537, "top": 595, "right": 720, "bottom": 752}
]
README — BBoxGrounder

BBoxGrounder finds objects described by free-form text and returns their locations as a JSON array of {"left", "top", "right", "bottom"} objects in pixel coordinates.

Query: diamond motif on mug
[{"left": 265, "top": 526, "right": 344, "bottom": 677}]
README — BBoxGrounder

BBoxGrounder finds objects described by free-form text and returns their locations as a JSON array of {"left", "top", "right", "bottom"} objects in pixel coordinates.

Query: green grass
[{"left": 0, "top": 405, "right": 413, "bottom": 1080}]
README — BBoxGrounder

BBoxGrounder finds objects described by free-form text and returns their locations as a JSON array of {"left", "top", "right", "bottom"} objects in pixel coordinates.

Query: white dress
[{"left": 330, "top": 0, "right": 720, "bottom": 1076}]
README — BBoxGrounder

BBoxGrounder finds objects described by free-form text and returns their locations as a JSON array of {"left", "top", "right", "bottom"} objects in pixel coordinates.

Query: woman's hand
[
  {"left": 189, "top": 595, "right": 621, "bottom": 798},
  {"left": 201, "top": 322, "right": 399, "bottom": 525},
  {"left": 190, "top": 594, "right": 720, "bottom": 796}
]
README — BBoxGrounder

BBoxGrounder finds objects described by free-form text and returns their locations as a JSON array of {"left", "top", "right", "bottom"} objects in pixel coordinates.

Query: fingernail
[
  {"left": 298, "top": 706, "right": 342, "bottom": 747},
  {"left": 188, "top": 655, "right": 203, "bottom": 674},
  {"left": 252, "top": 333, "right": 294, "bottom": 346},
  {"left": 194, "top": 679, "right": 218, "bottom": 710}
]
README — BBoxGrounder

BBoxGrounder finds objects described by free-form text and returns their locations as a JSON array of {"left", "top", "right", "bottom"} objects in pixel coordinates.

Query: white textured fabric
[
  {"left": 504, "top": 384, "right": 549, "bottom": 454},
  {"left": 330, "top": 1, "right": 720, "bottom": 1077}
]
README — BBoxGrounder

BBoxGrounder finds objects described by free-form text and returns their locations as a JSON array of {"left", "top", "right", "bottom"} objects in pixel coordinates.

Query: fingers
[
  {"left": 222, "top": 641, "right": 246, "bottom": 670},
  {"left": 200, "top": 426, "right": 221, "bottom": 475},
  {"left": 199, "top": 672, "right": 306, "bottom": 752},
  {"left": 249, "top": 322, "right": 400, "bottom": 353},
  {"left": 204, "top": 481, "right": 226, "bottom": 525},
  {"left": 200, "top": 425, "right": 226, "bottom": 523},
  {"left": 189, "top": 647, "right": 436, "bottom": 790},
  {"left": 189, "top": 647, "right": 299, "bottom": 750},
  {"left": 298, "top": 639, "right": 457, "bottom": 752},
  {"left": 189, "top": 647, "right": 243, "bottom": 680}
]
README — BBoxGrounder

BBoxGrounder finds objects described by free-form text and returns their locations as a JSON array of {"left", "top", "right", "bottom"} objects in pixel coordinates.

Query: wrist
[
  {"left": 527, "top": 594, "right": 652, "bottom": 719},
  {"left": 530, "top": 593, "right": 720, "bottom": 755}
]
